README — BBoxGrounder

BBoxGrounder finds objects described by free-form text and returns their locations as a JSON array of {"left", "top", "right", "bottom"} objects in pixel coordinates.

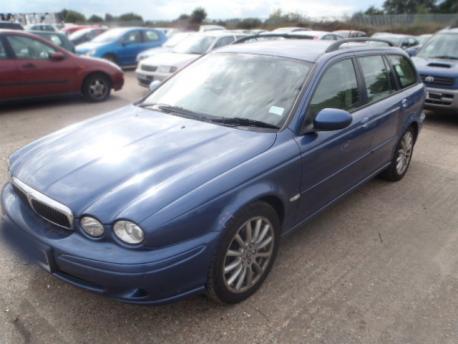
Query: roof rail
[
  {"left": 233, "top": 33, "right": 314, "bottom": 44},
  {"left": 325, "top": 38, "right": 394, "bottom": 53}
]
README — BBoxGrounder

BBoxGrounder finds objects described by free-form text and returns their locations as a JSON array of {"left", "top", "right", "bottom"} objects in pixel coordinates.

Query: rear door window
[
  {"left": 123, "top": 30, "right": 142, "bottom": 44},
  {"left": 6, "top": 35, "right": 56, "bottom": 59},
  {"left": 213, "top": 36, "right": 235, "bottom": 49},
  {"left": 358, "top": 55, "right": 394, "bottom": 103},
  {"left": 144, "top": 30, "right": 159, "bottom": 42},
  {"left": 309, "top": 59, "right": 361, "bottom": 117},
  {"left": 0, "top": 39, "right": 8, "bottom": 59},
  {"left": 387, "top": 55, "right": 417, "bottom": 88}
]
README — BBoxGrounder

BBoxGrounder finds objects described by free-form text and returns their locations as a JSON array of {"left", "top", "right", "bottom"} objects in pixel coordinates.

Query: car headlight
[
  {"left": 113, "top": 220, "right": 144, "bottom": 244},
  {"left": 169, "top": 66, "right": 178, "bottom": 73},
  {"left": 86, "top": 49, "right": 96, "bottom": 56},
  {"left": 81, "top": 216, "right": 105, "bottom": 237}
]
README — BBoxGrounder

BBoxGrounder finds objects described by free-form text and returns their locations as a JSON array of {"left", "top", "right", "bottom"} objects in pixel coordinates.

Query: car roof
[
  {"left": 294, "top": 30, "right": 331, "bottom": 37},
  {"left": 218, "top": 39, "right": 403, "bottom": 62},
  {"left": 439, "top": 27, "right": 458, "bottom": 34}
]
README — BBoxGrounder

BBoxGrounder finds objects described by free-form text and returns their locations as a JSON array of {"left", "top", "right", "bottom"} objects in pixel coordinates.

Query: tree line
[{"left": 356, "top": 0, "right": 457, "bottom": 16}]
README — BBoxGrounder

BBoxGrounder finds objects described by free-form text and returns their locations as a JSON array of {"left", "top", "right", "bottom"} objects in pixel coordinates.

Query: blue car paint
[
  {"left": 76, "top": 28, "right": 167, "bottom": 66},
  {"left": 1, "top": 42, "right": 425, "bottom": 304}
]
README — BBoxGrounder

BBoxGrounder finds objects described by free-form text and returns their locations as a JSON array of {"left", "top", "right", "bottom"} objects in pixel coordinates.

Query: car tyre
[
  {"left": 82, "top": 73, "right": 112, "bottom": 102},
  {"left": 380, "top": 127, "right": 415, "bottom": 182},
  {"left": 207, "top": 202, "right": 280, "bottom": 304}
]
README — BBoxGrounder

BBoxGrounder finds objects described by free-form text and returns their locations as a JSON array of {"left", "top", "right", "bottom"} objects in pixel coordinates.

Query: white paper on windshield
[{"left": 269, "top": 106, "right": 284, "bottom": 116}]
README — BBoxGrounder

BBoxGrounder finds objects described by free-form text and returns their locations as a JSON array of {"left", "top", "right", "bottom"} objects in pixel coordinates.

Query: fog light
[
  {"left": 81, "top": 216, "right": 104, "bottom": 237},
  {"left": 113, "top": 220, "right": 144, "bottom": 244}
]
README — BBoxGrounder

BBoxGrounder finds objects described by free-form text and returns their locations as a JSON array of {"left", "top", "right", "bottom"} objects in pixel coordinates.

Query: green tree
[
  {"left": 60, "top": 9, "right": 86, "bottom": 23},
  {"left": 190, "top": 7, "right": 207, "bottom": 25},
  {"left": 238, "top": 18, "right": 262, "bottom": 29},
  {"left": 88, "top": 15, "right": 103, "bottom": 23},
  {"left": 383, "top": 0, "right": 437, "bottom": 14},
  {"left": 118, "top": 12, "right": 143, "bottom": 22},
  {"left": 437, "top": 0, "right": 458, "bottom": 13},
  {"left": 365, "top": 6, "right": 385, "bottom": 15}
]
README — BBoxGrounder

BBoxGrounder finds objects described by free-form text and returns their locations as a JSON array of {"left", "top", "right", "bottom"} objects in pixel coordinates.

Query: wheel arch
[{"left": 81, "top": 71, "right": 113, "bottom": 93}]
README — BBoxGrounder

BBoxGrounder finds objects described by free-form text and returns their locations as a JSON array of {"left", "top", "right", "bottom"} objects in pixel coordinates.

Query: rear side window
[
  {"left": 388, "top": 55, "right": 417, "bottom": 88},
  {"left": 6, "top": 35, "right": 56, "bottom": 59},
  {"left": 358, "top": 55, "right": 394, "bottom": 103},
  {"left": 0, "top": 40, "right": 7, "bottom": 59},
  {"left": 49, "top": 34, "right": 63, "bottom": 47},
  {"left": 144, "top": 30, "right": 159, "bottom": 42},
  {"left": 213, "top": 36, "right": 235, "bottom": 49},
  {"left": 310, "top": 59, "right": 360, "bottom": 117}
]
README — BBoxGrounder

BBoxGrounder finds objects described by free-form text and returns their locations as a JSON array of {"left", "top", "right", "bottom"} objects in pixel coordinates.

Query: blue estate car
[
  {"left": 412, "top": 28, "right": 458, "bottom": 113},
  {"left": 76, "top": 27, "right": 167, "bottom": 66},
  {"left": 1, "top": 38, "right": 425, "bottom": 305}
]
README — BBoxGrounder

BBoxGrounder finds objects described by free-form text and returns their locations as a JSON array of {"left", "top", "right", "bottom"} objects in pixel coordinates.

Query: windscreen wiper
[
  {"left": 138, "top": 103, "right": 208, "bottom": 120},
  {"left": 210, "top": 117, "right": 280, "bottom": 129}
]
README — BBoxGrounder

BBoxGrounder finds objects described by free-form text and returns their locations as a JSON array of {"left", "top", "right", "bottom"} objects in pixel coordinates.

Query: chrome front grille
[
  {"left": 420, "top": 74, "right": 455, "bottom": 88},
  {"left": 12, "top": 177, "right": 74, "bottom": 230},
  {"left": 141, "top": 64, "right": 157, "bottom": 72}
]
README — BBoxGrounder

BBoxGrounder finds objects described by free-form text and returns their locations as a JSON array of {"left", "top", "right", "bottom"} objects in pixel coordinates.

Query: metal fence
[{"left": 351, "top": 14, "right": 458, "bottom": 28}]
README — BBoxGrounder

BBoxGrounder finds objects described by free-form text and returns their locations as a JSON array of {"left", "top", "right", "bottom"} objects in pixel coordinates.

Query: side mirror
[
  {"left": 313, "top": 108, "right": 352, "bottom": 131},
  {"left": 50, "top": 51, "right": 65, "bottom": 61},
  {"left": 149, "top": 80, "right": 161, "bottom": 92}
]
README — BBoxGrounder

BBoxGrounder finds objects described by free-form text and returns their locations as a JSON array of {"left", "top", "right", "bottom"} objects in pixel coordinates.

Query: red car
[{"left": 0, "top": 30, "right": 124, "bottom": 102}]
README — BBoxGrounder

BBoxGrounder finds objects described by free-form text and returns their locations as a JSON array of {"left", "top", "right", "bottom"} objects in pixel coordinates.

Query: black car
[{"left": 0, "top": 21, "right": 23, "bottom": 30}]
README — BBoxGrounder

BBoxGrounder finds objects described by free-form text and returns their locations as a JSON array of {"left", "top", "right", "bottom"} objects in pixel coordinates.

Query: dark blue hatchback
[{"left": 1, "top": 38, "right": 425, "bottom": 304}]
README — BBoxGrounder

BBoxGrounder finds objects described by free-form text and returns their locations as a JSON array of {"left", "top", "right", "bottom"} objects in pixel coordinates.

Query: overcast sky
[{"left": 4, "top": 0, "right": 385, "bottom": 20}]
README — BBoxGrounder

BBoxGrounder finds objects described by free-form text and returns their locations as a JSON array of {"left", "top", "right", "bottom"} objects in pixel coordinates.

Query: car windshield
[
  {"left": 92, "top": 28, "right": 125, "bottom": 43},
  {"left": 417, "top": 33, "right": 458, "bottom": 60},
  {"left": 172, "top": 35, "right": 215, "bottom": 54},
  {"left": 417, "top": 35, "right": 431, "bottom": 45},
  {"left": 142, "top": 53, "right": 311, "bottom": 128},
  {"left": 69, "top": 28, "right": 92, "bottom": 40},
  {"left": 164, "top": 33, "right": 190, "bottom": 48}
]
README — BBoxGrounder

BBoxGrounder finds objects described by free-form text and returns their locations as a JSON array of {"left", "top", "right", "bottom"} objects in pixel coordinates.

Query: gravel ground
[{"left": 0, "top": 72, "right": 457, "bottom": 344}]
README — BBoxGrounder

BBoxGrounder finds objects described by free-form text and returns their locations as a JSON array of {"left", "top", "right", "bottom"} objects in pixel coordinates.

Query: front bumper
[
  {"left": 1, "top": 183, "right": 217, "bottom": 304},
  {"left": 424, "top": 87, "right": 458, "bottom": 111},
  {"left": 135, "top": 69, "right": 170, "bottom": 88}
]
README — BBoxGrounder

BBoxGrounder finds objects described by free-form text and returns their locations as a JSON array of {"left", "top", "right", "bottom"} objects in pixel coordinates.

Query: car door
[
  {"left": 295, "top": 58, "right": 378, "bottom": 219},
  {"left": 354, "top": 54, "right": 399, "bottom": 170},
  {"left": 0, "top": 35, "right": 21, "bottom": 101},
  {"left": 118, "top": 30, "right": 143, "bottom": 65},
  {"left": 4, "top": 34, "right": 78, "bottom": 98}
]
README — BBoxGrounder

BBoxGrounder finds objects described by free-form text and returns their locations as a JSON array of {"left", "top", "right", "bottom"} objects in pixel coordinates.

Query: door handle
[
  {"left": 22, "top": 63, "right": 36, "bottom": 69},
  {"left": 401, "top": 98, "right": 408, "bottom": 108},
  {"left": 361, "top": 116, "right": 370, "bottom": 128}
]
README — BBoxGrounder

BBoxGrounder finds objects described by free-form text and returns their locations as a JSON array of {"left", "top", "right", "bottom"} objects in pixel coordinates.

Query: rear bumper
[
  {"left": 424, "top": 87, "right": 458, "bottom": 111},
  {"left": 1, "top": 183, "right": 217, "bottom": 304}
]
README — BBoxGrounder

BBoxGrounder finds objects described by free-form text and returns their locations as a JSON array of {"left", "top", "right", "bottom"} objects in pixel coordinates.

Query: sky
[{"left": 4, "top": 0, "right": 385, "bottom": 20}]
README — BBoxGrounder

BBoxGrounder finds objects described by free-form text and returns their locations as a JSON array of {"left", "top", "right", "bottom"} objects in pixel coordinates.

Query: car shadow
[{"left": 424, "top": 110, "right": 458, "bottom": 127}]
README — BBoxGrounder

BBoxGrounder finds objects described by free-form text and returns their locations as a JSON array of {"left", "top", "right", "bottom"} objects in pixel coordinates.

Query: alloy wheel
[
  {"left": 396, "top": 131, "right": 414, "bottom": 175},
  {"left": 222, "top": 216, "right": 275, "bottom": 293}
]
